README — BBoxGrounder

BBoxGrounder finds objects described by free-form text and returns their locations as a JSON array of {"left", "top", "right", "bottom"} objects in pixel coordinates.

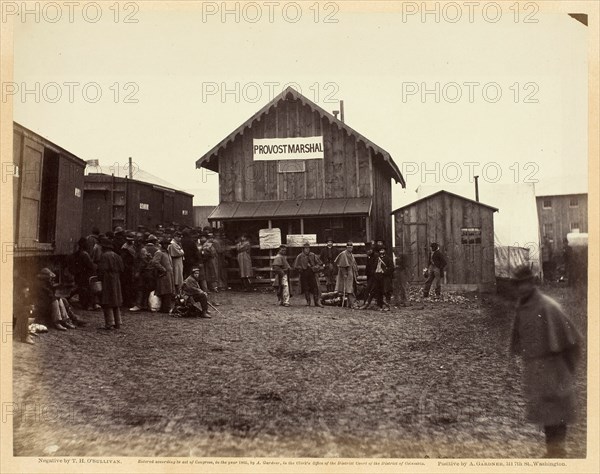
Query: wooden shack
[
  {"left": 392, "top": 190, "right": 497, "bottom": 291},
  {"left": 83, "top": 171, "right": 194, "bottom": 234},
  {"left": 12, "top": 122, "right": 87, "bottom": 262},
  {"left": 195, "top": 87, "right": 405, "bottom": 249}
]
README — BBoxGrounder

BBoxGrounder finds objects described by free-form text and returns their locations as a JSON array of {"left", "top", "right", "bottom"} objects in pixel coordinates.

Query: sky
[{"left": 11, "top": 1, "right": 589, "bottom": 208}]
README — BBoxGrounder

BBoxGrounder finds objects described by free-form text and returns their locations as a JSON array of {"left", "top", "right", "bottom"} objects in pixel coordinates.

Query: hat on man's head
[
  {"left": 147, "top": 234, "right": 158, "bottom": 243},
  {"left": 99, "top": 237, "right": 113, "bottom": 249},
  {"left": 114, "top": 226, "right": 124, "bottom": 234},
  {"left": 513, "top": 265, "right": 534, "bottom": 282},
  {"left": 125, "top": 232, "right": 135, "bottom": 241},
  {"left": 303, "top": 242, "right": 311, "bottom": 248},
  {"left": 37, "top": 267, "right": 56, "bottom": 280},
  {"left": 279, "top": 244, "right": 287, "bottom": 249},
  {"left": 346, "top": 241, "right": 353, "bottom": 246},
  {"left": 191, "top": 267, "right": 201, "bottom": 273}
]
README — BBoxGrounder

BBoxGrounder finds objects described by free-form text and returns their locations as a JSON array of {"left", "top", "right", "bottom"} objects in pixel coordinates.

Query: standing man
[
  {"left": 201, "top": 232, "right": 219, "bottom": 292},
  {"left": 97, "top": 237, "right": 124, "bottom": 330},
  {"left": 120, "top": 232, "right": 137, "bottom": 309},
  {"left": 168, "top": 231, "right": 185, "bottom": 294},
  {"left": 293, "top": 242, "right": 323, "bottom": 307},
  {"left": 181, "top": 229, "right": 201, "bottom": 279},
  {"left": 272, "top": 245, "right": 291, "bottom": 307},
  {"left": 422, "top": 242, "right": 447, "bottom": 298},
  {"left": 334, "top": 241, "right": 359, "bottom": 308},
  {"left": 68, "top": 237, "right": 96, "bottom": 310},
  {"left": 236, "top": 234, "right": 254, "bottom": 292},
  {"left": 374, "top": 247, "right": 394, "bottom": 311},
  {"left": 152, "top": 238, "right": 175, "bottom": 313},
  {"left": 509, "top": 265, "right": 582, "bottom": 458},
  {"left": 319, "top": 237, "right": 338, "bottom": 293}
]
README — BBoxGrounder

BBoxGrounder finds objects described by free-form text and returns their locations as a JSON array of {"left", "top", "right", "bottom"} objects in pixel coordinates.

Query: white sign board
[
  {"left": 259, "top": 228, "right": 282, "bottom": 249},
  {"left": 253, "top": 136, "right": 324, "bottom": 161},
  {"left": 286, "top": 234, "right": 317, "bottom": 247}
]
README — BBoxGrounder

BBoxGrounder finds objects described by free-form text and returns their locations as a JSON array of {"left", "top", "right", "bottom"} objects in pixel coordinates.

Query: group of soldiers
[{"left": 271, "top": 238, "right": 409, "bottom": 311}]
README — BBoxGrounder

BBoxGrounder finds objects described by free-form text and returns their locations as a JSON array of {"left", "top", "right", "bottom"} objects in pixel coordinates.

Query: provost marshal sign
[{"left": 253, "top": 136, "right": 324, "bottom": 161}]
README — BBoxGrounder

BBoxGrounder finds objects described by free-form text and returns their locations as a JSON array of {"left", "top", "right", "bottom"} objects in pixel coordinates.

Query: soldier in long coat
[
  {"left": 152, "top": 238, "right": 175, "bottom": 313},
  {"left": 236, "top": 234, "right": 254, "bottom": 291},
  {"left": 97, "top": 237, "right": 124, "bottom": 330},
  {"left": 319, "top": 238, "right": 338, "bottom": 293},
  {"left": 334, "top": 242, "right": 359, "bottom": 308},
  {"left": 509, "top": 265, "right": 582, "bottom": 458},
  {"left": 168, "top": 231, "right": 185, "bottom": 293}
]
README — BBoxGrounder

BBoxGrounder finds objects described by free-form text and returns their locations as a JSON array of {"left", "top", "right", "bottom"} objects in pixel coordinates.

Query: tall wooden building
[
  {"left": 392, "top": 190, "right": 497, "bottom": 291},
  {"left": 536, "top": 193, "right": 588, "bottom": 259},
  {"left": 196, "top": 87, "right": 405, "bottom": 247}
]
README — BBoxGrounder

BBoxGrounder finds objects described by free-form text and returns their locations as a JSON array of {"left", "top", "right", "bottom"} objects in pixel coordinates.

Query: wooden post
[{"left": 300, "top": 218, "right": 304, "bottom": 234}]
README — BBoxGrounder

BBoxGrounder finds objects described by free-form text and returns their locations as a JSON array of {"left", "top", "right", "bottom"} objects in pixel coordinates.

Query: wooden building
[
  {"left": 195, "top": 87, "right": 405, "bottom": 248},
  {"left": 13, "top": 122, "right": 87, "bottom": 262},
  {"left": 193, "top": 205, "right": 216, "bottom": 229},
  {"left": 83, "top": 171, "right": 194, "bottom": 234},
  {"left": 536, "top": 193, "right": 588, "bottom": 260},
  {"left": 392, "top": 190, "right": 497, "bottom": 291}
]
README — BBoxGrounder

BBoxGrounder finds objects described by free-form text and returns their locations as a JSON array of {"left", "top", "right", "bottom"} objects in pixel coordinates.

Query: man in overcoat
[
  {"left": 319, "top": 238, "right": 338, "bottom": 293},
  {"left": 97, "top": 237, "right": 124, "bottom": 330},
  {"left": 509, "top": 265, "right": 582, "bottom": 458},
  {"left": 152, "top": 238, "right": 175, "bottom": 313},
  {"left": 334, "top": 242, "right": 359, "bottom": 308},
  {"left": 272, "top": 245, "right": 291, "bottom": 306},
  {"left": 293, "top": 242, "right": 323, "bottom": 307}
]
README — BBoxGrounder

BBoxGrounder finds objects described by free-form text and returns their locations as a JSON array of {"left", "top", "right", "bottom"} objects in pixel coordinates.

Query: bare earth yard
[{"left": 12, "top": 286, "right": 587, "bottom": 458}]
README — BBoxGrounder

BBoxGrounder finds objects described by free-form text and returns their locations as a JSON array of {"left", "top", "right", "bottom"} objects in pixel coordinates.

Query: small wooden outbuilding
[{"left": 392, "top": 190, "right": 498, "bottom": 291}]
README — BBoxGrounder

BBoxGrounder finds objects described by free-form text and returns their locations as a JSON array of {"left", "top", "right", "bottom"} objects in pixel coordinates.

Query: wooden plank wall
[
  {"left": 370, "top": 154, "right": 392, "bottom": 248},
  {"left": 216, "top": 96, "right": 374, "bottom": 203},
  {"left": 54, "top": 155, "right": 85, "bottom": 254},
  {"left": 394, "top": 194, "right": 495, "bottom": 285}
]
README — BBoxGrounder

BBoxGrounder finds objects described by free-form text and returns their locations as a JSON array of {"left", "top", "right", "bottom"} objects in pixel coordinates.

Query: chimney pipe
[
  {"left": 333, "top": 110, "right": 339, "bottom": 119},
  {"left": 474, "top": 175, "right": 480, "bottom": 202},
  {"left": 340, "top": 100, "right": 344, "bottom": 123},
  {"left": 128, "top": 157, "right": 133, "bottom": 179}
]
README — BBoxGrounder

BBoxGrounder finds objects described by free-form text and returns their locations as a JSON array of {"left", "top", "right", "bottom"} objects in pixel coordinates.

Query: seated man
[
  {"left": 34, "top": 268, "right": 86, "bottom": 330},
  {"left": 181, "top": 268, "right": 211, "bottom": 318}
]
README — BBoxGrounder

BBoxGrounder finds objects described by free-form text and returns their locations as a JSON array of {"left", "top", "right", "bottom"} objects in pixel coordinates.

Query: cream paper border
[{"left": 0, "top": 1, "right": 598, "bottom": 473}]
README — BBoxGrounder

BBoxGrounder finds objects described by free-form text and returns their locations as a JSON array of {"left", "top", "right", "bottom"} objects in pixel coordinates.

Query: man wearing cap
[
  {"left": 113, "top": 226, "right": 127, "bottom": 254},
  {"left": 509, "top": 265, "right": 582, "bottom": 458},
  {"left": 272, "top": 245, "right": 291, "bottom": 307},
  {"left": 422, "top": 242, "right": 447, "bottom": 298},
  {"left": 181, "top": 268, "right": 210, "bottom": 318},
  {"left": 294, "top": 242, "right": 323, "bottom": 307},
  {"left": 67, "top": 237, "right": 96, "bottom": 310},
  {"left": 168, "top": 231, "right": 185, "bottom": 294},
  {"left": 97, "top": 237, "right": 124, "bottom": 330},
  {"left": 319, "top": 238, "right": 338, "bottom": 293},
  {"left": 334, "top": 242, "right": 359, "bottom": 308},
  {"left": 120, "top": 232, "right": 137, "bottom": 309}
]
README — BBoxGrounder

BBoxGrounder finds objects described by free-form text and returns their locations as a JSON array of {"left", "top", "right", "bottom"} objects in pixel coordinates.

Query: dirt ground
[{"left": 12, "top": 284, "right": 587, "bottom": 458}]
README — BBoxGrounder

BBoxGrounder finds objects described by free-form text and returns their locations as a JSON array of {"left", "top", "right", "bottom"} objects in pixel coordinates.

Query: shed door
[
  {"left": 403, "top": 223, "right": 428, "bottom": 282},
  {"left": 18, "top": 138, "right": 44, "bottom": 248}
]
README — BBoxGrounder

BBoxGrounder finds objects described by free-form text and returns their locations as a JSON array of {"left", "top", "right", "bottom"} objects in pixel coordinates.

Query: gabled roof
[
  {"left": 391, "top": 190, "right": 499, "bottom": 214},
  {"left": 195, "top": 87, "right": 405, "bottom": 186}
]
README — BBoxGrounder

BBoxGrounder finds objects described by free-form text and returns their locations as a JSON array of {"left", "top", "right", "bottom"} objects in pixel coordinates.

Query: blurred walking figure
[
  {"left": 97, "top": 237, "right": 124, "bottom": 330},
  {"left": 272, "top": 245, "right": 291, "bottom": 306},
  {"left": 293, "top": 242, "right": 323, "bottom": 307},
  {"left": 319, "top": 237, "right": 338, "bottom": 292},
  {"left": 168, "top": 231, "right": 185, "bottom": 293},
  {"left": 422, "top": 242, "right": 447, "bottom": 298},
  {"left": 509, "top": 265, "right": 582, "bottom": 458},
  {"left": 334, "top": 241, "right": 359, "bottom": 308},
  {"left": 236, "top": 234, "right": 254, "bottom": 291}
]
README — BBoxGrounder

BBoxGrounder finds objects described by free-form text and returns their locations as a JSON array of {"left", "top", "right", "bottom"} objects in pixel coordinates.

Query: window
[
  {"left": 569, "top": 197, "right": 579, "bottom": 207},
  {"left": 543, "top": 223, "right": 554, "bottom": 238},
  {"left": 570, "top": 222, "right": 580, "bottom": 233},
  {"left": 278, "top": 160, "right": 305, "bottom": 173},
  {"left": 461, "top": 227, "right": 482, "bottom": 244},
  {"left": 542, "top": 199, "right": 552, "bottom": 209}
]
